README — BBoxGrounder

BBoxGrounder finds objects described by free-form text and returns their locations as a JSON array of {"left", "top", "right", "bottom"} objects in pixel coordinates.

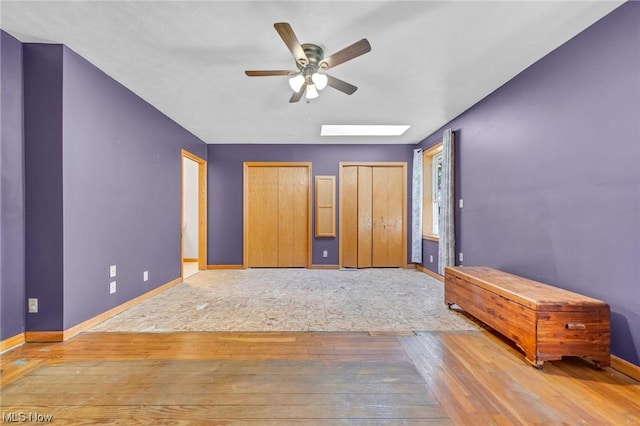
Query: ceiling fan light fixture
[
  {"left": 246, "top": 23, "right": 371, "bottom": 103},
  {"left": 305, "top": 83, "right": 319, "bottom": 99},
  {"left": 311, "top": 72, "right": 328, "bottom": 90},
  {"left": 288, "top": 74, "right": 305, "bottom": 92}
]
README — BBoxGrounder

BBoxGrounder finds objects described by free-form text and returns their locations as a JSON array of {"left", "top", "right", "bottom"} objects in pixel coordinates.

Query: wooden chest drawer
[{"left": 445, "top": 266, "right": 610, "bottom": 368}]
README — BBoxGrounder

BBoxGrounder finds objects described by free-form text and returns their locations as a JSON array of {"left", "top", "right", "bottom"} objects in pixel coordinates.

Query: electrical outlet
[
  {"left": 109, "top": 281, "right": 117, "bottom": 294},
  {"left": 322, "top": 250, "right": 328, "bottom": 258},
  {"left": 28, "top": 298, "right": 38, "bottom": 313},
  {"left": 459, "top": 252, "right": 464, "bottom": 262},
  {"left": 143, "top": 271, "right": 149, "bottom": 282},
  {"left": 459, "top": 199, "right": 464, "bottom": 209},
  {"left": 109, "top": 265, "right": 117, "bottom": 278},
  {"left": 429, "top": 255, "right": 433, "bottom": 263}
]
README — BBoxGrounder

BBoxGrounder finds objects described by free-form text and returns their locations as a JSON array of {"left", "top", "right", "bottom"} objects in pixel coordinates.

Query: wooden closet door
[
  {"left": 247, "top": 167, "right": 279, "bottom": 267},
  {"left": 292, "top": 166, "right": 309, "bottom": 267},
  {"left": 340, "top": 163, "right": 405, "bottom": 269},
  {"left": 278, "top": 167, "right": 308, "bottom": 267},
  {"left": 372, "top": 167, "right": 389, "bottom": 267},
  {"left": 357, "top": 166, "right": 373, "bottom": 268},
  {"left": 341, "top": 166, "right": 358, "bottom": 268},
  {"left": 385, "top": 166, "right": 405, "bottom": 267},
  {"left": 372, "top": 166, "right": 404, "bottom": 267}
]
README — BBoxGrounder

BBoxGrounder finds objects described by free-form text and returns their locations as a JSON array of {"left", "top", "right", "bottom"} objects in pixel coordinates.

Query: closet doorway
[
  {"left": 181, "top": 150, "right": 207, "bottom": 278},
  {"left": 243, "top": 162, "right": 312, "bottom": 268},
  {"left": 339, "top": 162, "right": 407, "bottom": 268}
]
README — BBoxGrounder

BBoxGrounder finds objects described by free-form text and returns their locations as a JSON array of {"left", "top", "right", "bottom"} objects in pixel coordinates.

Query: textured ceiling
[{"left": 0, "top": 1, "right": 623, "bottom": 144}]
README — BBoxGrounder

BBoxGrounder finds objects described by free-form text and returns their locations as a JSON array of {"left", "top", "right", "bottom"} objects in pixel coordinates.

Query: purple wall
[
  {"left": 207, "top": 144, "right": 413, "bottom": 266},
  {"left": 61, "top": 47, "right": 207, "bottom": 328},
  {"left": 419, "top": 3, "right": 640, "bottom": 364},
  {"left": 23, "top": 44, "right": 65, "bottom": 332},
  {"left": 23, "top": 43, "right": 207, "bottom": 331},
  {"left": 1, "top": 31, "right": 26, "bottom": 340},
  {"left": 421, "top": 239, "right": 439, "bottom": 274}
]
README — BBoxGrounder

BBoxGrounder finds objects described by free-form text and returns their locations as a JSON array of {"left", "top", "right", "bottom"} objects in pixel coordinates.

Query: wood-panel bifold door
[
  {"left": 244, "top": 162, "right": 311, "bottom": 268},
  {"left": 340, "top": 163, "right": 407, "bottom": 268}
]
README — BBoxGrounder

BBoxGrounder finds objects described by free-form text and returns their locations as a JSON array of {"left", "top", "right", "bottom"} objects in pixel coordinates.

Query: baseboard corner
[
  {"left": 416, "top": 264, "right": 444, "bottom": 282},
  {"left": 0, "top": 332, "right": 26, "bottom": 353},
  {"left": 310, "top": 264, "right": 340, "bottom": 270},
  {"left": 207, "top": 264, "right": 245, "bottom": 270},
  {"left": 611, "top": 355, "right": 640, "bottom": 382},
  {"left": 25, "top": 331, "right": 64, "bottom": 343}
]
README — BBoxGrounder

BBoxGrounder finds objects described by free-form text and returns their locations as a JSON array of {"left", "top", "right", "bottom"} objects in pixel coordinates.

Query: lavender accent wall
[
  {"left": 23, "top": 42, "right": 207, "bottom": 331},
  {"left": 61, "top": 46, "right": 206, "bottom": 329},
  {"left": 421, "top": 239, "right": 439, "bottom": 274},
  {"left": 1, "top": 31, "right": 26, "bottom": 340},
  {"left": 207, "top": 144, "right": 413, "bottom": 266},
  {"left": 419, "top": 3, "right": 640, "bottom": 364},
  {"left": 23, "top": 44, "right": 65, "bottom": 332}
]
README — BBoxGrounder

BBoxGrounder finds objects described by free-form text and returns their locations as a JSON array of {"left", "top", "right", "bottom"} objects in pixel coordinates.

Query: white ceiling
[{"left": 1, "top": 1, "right": 623, "bottom": 145}]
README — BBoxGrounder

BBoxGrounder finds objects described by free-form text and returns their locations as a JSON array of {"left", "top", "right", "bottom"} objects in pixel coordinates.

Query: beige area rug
[{"left": 90, "top": 268, "right": 479, "bottom": 333}]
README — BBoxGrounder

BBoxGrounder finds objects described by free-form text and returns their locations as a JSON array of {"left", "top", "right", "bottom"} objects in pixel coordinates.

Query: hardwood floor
[{"left": 1, "top": 331, "right": 639, "bottom": 425}]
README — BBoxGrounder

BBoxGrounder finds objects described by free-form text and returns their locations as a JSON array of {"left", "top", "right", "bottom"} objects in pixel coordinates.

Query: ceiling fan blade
[
  {"left": 326, "top": 74, "right": 358, "bottom": 95},
  {"left": 321, "top": 39, "right": 371, "bottom": 70},
  {"left": 289, "top": 83, "right": 307, "bottom": 103},
  {"left": 245, "top": 70, "right": 297, "bottom": 77},
  {"left": 274, "top": 22, "right": 308, "bottom": 65}
]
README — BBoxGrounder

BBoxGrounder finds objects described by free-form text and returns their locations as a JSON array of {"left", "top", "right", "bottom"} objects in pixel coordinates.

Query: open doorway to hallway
[{"left": 181, "top": 150, "right": 207, "bottom": 279}]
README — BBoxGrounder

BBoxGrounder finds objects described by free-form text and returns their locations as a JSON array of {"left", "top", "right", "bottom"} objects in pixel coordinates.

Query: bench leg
[
  {"left": 525, "top": 354, "right": 544, "bottom": 370},
  {"left": 591, "top": 358, "right": 610, "bottom": 369}
]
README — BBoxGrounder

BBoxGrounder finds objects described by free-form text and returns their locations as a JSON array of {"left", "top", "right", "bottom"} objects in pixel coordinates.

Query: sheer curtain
[
  {"left": 438, "top": 129, "right": 455, "bottom": 275},
  {"left": 411, "top": 148, "right": 423, "bottom": 263}
]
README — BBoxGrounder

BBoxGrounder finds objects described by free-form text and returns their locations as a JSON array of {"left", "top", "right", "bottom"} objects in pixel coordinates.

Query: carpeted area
[{"left": 90, "top": 268, "right": 479, "bottom": 333}]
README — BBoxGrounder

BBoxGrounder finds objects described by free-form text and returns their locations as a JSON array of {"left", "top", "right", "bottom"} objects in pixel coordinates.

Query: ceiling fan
[{"left": 245, "top": 22, "right": 371, "bottom": 103}]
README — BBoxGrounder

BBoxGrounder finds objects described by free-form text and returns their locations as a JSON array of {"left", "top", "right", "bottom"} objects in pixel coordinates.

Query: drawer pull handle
[{"left": 565, "top": 323, "right": 586, "bottom": 330}]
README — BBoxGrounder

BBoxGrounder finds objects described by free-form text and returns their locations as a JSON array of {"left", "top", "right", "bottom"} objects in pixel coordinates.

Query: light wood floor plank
[
  {"left": 1, "top": 330, "right": 639, "bottom": 425},
  {"left": 401, "top": 330, "right": 640, "bottom": 425}
]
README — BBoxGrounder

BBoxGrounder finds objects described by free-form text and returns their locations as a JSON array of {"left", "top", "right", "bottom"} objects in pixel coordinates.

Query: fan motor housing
[{"left": 299, "top": 43, "right": 324, "bottom": 69}]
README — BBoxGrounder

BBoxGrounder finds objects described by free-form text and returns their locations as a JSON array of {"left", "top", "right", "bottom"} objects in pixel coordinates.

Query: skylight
[{"left": 321, "top": 125, "right": 411, "bottom": 136}]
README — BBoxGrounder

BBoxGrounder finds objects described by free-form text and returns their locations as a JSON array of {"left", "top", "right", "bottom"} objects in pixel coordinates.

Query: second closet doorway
[
  {"left": 340, "top": 163, "right": 407, "bottom": 268},
  {"left": 243, "top": 162, "right": 311, "bottom": 268}
]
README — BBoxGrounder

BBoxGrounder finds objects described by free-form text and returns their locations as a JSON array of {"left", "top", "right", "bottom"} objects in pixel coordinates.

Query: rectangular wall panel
[{"left": 315, "top": 176, "right": 336, "bottom": 237}]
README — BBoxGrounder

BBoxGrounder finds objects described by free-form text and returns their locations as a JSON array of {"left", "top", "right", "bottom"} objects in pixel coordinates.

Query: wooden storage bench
[{"left": 444, "top": 266, "right": 610, "bottom": 368}]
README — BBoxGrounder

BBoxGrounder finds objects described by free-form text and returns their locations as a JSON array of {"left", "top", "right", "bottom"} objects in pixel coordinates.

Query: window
[
  {"left": 432, "top": 151, "right": 443, "bottom": 235},
  {"left": 422, "top": 143, "right": 443, "bottom": 240}
]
